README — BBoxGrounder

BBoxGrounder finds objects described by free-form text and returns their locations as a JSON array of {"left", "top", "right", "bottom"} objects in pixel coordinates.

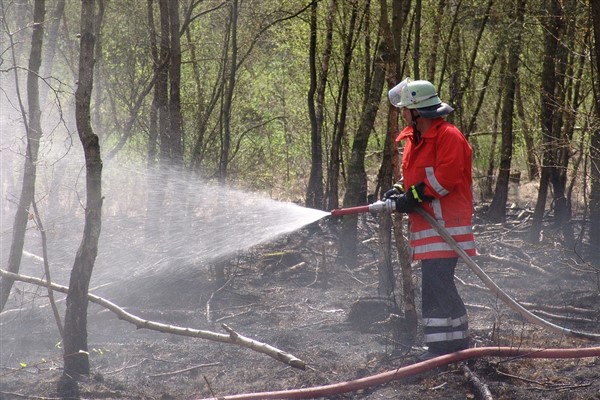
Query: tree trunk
[
  {"left": 412, "top": 0, "right": 421, "bottom": 79},
  {"left": 146, "top": 0, "right": 160, "bottom": 169},
  {"left": 306, "top": 0, "right": 331, "bottom": 209},
  {"left": 589, "top": 0, "right": 600, "bottom": 262},
  {"left": 158, "top": 0, "right": 171, "bottom": 167},
  {"left": 168, "top": 0, "right": 183, "bottom": 166},
  {"left": 446, "top": 0, "right": 462, "bottom": 126},
  {"left": 515, "top": 79, "right": 539, "bottom": 180},
  {"left": 61, "top": 0, "right": 103, "bottom": 386},
  {"left": 483, "top": 72, "right": 504, "bottom": 199},
  {"left": 455, "top": 0, "right": 493, "bottom": 131},
  {"left": 530, "top": 0, "right": 562, "bottom": 243},
  {"left": 338, "top": 1, "right": 387, "bottom": 265},
  {"left": 0, "top": 0, "right": 45, "bottom": 312},
  {"left": 326, "top": 0, "right": 357, "bottom": 211},
  {"left": 377, "top": 0, "right": 398, "bottom": 299},
  {"left": 426, "top": 0, "right": 445, "bottom": 81},
  {"left": 549, "top": 0, "right": 581, "bottom": 248},
  {"left": 487, "top": 0, "right": 525, "bottom": 222},
  {"left": 93, "top": 0, "right": 105, "bottom": 132},
  {"left": 40, "top": 0, "right": 65, "bottom": 103},
  {"left": 375, "top": 0, "right": 417, "bottom": 340},
  {"left": 145, "top": 0, "right": 167, "bottom": 246},
  {"left": 219, "top": 0, "right": 238, "bottom": 182}
]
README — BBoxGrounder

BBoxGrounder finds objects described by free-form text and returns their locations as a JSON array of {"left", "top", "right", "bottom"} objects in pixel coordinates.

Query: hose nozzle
[
  {"left": 367, "top": 199, "right": 396, "bottom": 214},
  {"left": 330, "top": 199, "right": 395, "bottom": 217}
]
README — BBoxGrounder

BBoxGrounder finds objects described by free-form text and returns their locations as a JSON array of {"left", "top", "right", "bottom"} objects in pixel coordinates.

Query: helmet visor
[{"left": 388, "top": 77, "right": 411, "bottom": 107}]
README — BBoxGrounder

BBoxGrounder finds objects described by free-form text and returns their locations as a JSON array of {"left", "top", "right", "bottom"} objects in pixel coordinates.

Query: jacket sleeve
[{"left": 423, "top": 124, "right": 470, "bottom": 198}]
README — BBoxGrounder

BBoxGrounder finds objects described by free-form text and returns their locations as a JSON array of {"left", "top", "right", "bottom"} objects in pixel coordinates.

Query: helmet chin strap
[{"left": 410, "top": 109, "right": 421, "bottom": 143}]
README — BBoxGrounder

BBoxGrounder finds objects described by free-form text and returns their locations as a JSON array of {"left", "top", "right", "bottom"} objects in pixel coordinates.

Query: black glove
[
  {"left": 383, "top": 181, "right": 405, "bottom": 199},
  {"left": 394, "top": 182, "right": 433, "bottom": 213}
]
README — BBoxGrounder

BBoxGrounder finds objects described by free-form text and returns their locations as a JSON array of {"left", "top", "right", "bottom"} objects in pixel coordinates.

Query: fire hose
[
  {"left": 197, "top": 346, "right": 600, "bottom": 400},
  {"left": 332, "top": 200, "right": 600, "bottom": 341}
]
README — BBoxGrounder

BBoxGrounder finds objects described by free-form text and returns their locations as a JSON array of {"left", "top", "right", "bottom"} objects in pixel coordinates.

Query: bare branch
[{"left": 0, "top": 268, "right": 306, "bottom": 370}]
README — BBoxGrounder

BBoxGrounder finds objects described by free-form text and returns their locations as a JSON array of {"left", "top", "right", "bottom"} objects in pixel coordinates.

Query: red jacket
[{"left": 396, "top": 118, "right": 476, "bottom": 260}]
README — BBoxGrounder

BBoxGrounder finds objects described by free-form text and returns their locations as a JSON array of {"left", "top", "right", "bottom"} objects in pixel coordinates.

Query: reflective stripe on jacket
[{"left": 396, "top": 118, "right": 476, "bottom": 260}]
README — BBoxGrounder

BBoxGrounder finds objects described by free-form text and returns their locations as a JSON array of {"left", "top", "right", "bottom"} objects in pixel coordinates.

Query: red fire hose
[{"left": 197, "top": 346, "right": 600, "bottom": 400}]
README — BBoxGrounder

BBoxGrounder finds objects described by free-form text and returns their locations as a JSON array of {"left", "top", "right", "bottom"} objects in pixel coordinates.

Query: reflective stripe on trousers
[{"left": 421, "top": 258, "right": 469, "bottom": 351}]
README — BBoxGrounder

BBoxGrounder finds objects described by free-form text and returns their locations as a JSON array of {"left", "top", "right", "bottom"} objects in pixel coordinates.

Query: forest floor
[{"left": 1, "top": 205, "right": 600, "bottom": 400}]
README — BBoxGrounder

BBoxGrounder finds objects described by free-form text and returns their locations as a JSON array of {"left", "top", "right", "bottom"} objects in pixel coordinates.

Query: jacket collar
[{"left": 395, "top": 117, "right": 445, "bottom": 143}]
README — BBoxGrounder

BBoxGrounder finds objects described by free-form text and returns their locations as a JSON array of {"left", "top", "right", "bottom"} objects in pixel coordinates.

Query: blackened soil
[{"left": 1, "top": 211, "right": 599, "bottom": 399}]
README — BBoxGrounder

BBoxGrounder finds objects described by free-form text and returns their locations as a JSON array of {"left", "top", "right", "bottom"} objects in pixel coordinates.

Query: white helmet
[{"left": 388, "top": 78, "right": 454, "bottom": 117}]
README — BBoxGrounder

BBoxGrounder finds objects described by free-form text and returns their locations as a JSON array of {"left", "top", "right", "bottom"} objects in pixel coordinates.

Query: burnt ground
[{"left": 1, "top": 208, "right": 600, "bottom": 400}]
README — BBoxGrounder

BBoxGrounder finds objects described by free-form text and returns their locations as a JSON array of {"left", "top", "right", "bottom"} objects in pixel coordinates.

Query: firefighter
[{"left": 385, "top": 78, "right": 476, "bottom": 361}]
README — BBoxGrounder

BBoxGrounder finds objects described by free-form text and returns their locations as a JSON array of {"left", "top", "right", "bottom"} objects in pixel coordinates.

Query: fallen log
[{"left": 0, "top": 269, "right": 306, "bottom": 370}]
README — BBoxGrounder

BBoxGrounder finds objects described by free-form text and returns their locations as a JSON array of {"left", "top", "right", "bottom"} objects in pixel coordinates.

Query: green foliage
[{"left": 4, "top": 0, "right": 595, "bottom": 199}]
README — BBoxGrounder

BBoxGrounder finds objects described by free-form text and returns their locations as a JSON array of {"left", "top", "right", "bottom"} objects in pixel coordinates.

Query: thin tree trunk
[
  {"left": 93, "top": 0, "right": 104, "bottom": 132},
  {"left": 589, "top": 0, "right": 600, "bottom": 261},
  {"left": 412, "top": 0, "right": 421, "bottom": 79},
  {"left": 378, "top": 0, "right": 398, "bottom": 299},
  {"left": 219, "top": 0, "right": 238, "bottom": 182},
  {"left": 326, "top": 0, "right": 358, "bottom": 211},
  {"left": 188, "top": 25, "right": 227, "bottom": 173},
  {"left": 306, "top": 0, "right": 333, "bottom": 209},
  {"left": 446, "top": 0, "right": 462, "bottom": 126},
  {"left": 455, "top": 0, "right": 493, "bottom": 131},
  {"left": 483, "top": 71, "right": 504, "bottom": 199},
  {"left": 60, "top": 0, "right": 103, "bottom": 388},
  {"left": 437, "top": 0, "right": 461, "bottom": 97},
  {"left": 465, "top": 31, "right": 506, "bottom": 137},
  {"left": 338, "top": 0, "right": 387, "bottom": 265},
  {"left": 530, "top": 0, "right": 562, "bottom": 243},
  {"left": 0, "top": 0, "right": 45, "bottom": 312},
  {"left": 145, "top": 0, "right": 165, "bottom": 247},
  {"left": 515, "top": 79, "right": 539, "bottom": 180},
  {"left": 550, "top": 0, "right": 581, "bottom": 248},
  {"left": 168, "top": 0, "right": 183, "bottom": 166},
  {"left": 40, "top": 0, "right": 65, "bottom": 103},
  {"left": 426, "top": 0, "right": 445, "bottom": 81},
  {"left": 146, "top": 0, "right": 160, "bottom": 169},
  {"left": 487, "top": 0, "right": 525, "bottom": 222}
]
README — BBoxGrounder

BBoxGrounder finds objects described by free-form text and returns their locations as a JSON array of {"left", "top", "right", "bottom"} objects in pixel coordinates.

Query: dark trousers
[{"left": 421, "top": 258, "right": 469, "bottom": 353}]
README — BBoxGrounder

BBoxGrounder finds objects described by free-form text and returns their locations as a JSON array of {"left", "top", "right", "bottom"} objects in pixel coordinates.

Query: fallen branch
[
  {"left": 462, "top": 365, "right": 493, "bottom": 400},
  {"left": 477, "top": 253, "right": 546, "bottom": 275},
  {"left": 0, "top": 390, "right": 60, "bottom": 400},
  {"left": 147, "top": 362, "right": 220, "bottom": 378},
  {"left": 519, "top": 302, "right": 598, "bottom": 318},
  {"left": 0, "top": 269, "right": 306, "bottom": 370}
]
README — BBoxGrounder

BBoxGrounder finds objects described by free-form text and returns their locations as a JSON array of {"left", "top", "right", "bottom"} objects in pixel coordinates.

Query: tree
[
  {"left": 530, "top": 0, "right": 564, "bottom": 243},
  {"left": 219, "top": 0, "right": 238, "bottom": 182},
  {"left": 590, "top": 0, "right": 600, "bottom": 261},
  {"left": 487, "top": 0, "right": 526, "bottom": 222},
  {"left": 325, "top": 0, "right": 359, "bottom": 211},
  {"left": 58, "top": 0, "right": 103, "bottom": 394},
  {"left": 0, "top": 0, "right": 45, "bottom": 312},
  {"left": 338, "top": 0, "right": 388, "bottom": 264},
  {"left": 378, "top": 0, "right": 418, "bottom": 340},
  {"left": 305, "top": 0, "right": 331, "bottom": 210}
]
